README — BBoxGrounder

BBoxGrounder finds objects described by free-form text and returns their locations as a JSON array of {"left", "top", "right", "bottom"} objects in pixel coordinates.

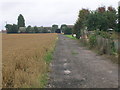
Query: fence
[{"left": 81, "top": 30, "right": 119, "bottom": 55}]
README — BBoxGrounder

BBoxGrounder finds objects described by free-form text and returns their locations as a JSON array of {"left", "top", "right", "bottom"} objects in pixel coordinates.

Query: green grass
[
  {"left": 65, "top": 35, "right": 77, "bottom": 40},
  {"left": 39, "top": 74, "right": 48, "bottom": 88},
  {"left": 71, "top": 51, "right": 79, "bottom": 55},
  {"left": 44, "top": 51, "right": 53, "bottom": 64},
  {"left": 37, "top": 51, "right": 53, "bottom": 88},
  {"left": 39, "top": 37, "right": 58, "bottom": 88},
  {"left": 40, "top": 40, "right": 57, "bottom": 88}
]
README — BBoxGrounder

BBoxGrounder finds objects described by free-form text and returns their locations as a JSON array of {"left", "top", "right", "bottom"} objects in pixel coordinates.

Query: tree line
[
  {"left": 5, "top": 14, "right": 25, "bottom": 33},
  {"left": 5, "top": 14, "right": 73, "bottom": 34},
  {"left": 73, "top": 6, "right": 118, "bottom": 39}
]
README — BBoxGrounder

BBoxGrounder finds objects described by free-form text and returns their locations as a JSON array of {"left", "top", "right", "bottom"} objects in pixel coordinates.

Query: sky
[{"left": 0, "top": 0, "right": 119, "bottom": 30}]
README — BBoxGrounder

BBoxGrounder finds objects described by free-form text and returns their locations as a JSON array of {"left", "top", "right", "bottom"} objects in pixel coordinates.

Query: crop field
[{"left": 2, "top": 33, "right": 57, "bottom": 88}]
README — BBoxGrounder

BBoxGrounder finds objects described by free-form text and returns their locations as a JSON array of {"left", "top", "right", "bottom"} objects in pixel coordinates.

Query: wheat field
[{"left": 2, "top": 33, "right": 57, "bottom": 88}]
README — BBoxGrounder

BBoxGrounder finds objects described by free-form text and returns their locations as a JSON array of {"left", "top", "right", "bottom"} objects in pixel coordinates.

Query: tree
[
  {"left": 17, "top": 14, "right": 25, "bottom": 28},
  {"left": 34, "top": 26, "right": 39, "bottom": 33},
  {"left": 97, "top": 6, "right": 106, "bottom": 13},
  {"left": 73, "top": 9, "right": 90, "bottom": 39},
  {"left": 60, "top": 24, "right": 67, "bottom": 33},
  {"left": 106, "top": 7, "right": 117, "bottom": 30},
  {"left": 42, "top": 28, "right": 48, "bottom": 33},
  {"left": 118, "top": 6, "right": 120, "bottom": 32},
  {"left": 96, "top": 12, "right": 109, "bottom": 31},
  {"left": 26, "top": 25, "right": 31, "bottom": 33},
  {"left": 87, "top": 6, "right": 117, "bottom": 31},
  {"left": 5, "top": 24, "right": 18, "bottom": 33},
  {"left": 86, "top": 12, "right": 98, "bottom": 31},
  {"left": 64, "top": 27, "right": 72, "bottom": 34},
  {"left": 95, "top": 6, "right": 117, "bottom": 31},
  {"left": 5, "top": 24, "right": 13, "bottom": 33},
  {"left": 52, "top": 24, "right": 58, "bottom": 33},
  {"left": 11, "top": 24, "right": 18, "bottom": 33}
]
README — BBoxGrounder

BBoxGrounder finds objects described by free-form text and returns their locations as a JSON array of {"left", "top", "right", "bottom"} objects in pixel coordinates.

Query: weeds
[
  {"left": 44, "top": 51, "right": 53, "bottom": 64},
  {"left": 71, "top": 51, "right": 79, "bottom": 55}
]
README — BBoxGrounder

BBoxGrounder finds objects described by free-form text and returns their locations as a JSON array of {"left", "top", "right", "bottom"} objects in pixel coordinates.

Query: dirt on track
[{"left": 47, "top": 34, "right": 118, "bottom": 88}]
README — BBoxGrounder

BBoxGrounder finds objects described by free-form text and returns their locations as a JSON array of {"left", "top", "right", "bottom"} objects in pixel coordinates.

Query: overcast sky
[{"left": 0, "top": 0, "right": 119, "bottom": 30}]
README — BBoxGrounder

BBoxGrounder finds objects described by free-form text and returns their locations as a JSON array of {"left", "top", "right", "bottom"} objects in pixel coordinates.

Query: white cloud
[{"left": 0, "top": 0, "right": 119, "bottom": 30}]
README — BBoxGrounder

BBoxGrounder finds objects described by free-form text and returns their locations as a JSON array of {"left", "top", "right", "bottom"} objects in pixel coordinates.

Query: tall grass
[{"left": 2, "top": 33, "right": 57, "bottom": 88}]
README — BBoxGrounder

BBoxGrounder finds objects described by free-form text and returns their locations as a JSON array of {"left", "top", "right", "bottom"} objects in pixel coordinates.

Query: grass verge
[
  {"left": 39, "top": 37, "right": 58, "bottom": 88},
  {"left": 44, "top": 50, "right": 53, "bottom": 64},
  {"left": 65, "top": 35, "right": 77, "bottom": 40},
  {"left": 71, "top": 51, "right": 79, "bottom": 55}
]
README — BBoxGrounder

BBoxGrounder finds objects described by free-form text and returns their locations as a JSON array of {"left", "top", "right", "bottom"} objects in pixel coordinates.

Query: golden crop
[{"left": 2, "top": 33, "right": 57, "bottom": 88}]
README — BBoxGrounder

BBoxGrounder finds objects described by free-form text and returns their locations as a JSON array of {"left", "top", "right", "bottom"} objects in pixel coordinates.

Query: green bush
[
  {"left": 64, "top": 27, "right": 72, "bottom": 35},
  {"left": 5, "top": 24, "right": 18, "bottom": 33},
  {"left": 89, "top": 34, "right": 97, "bottom": 48},
  {"left": 95, "top": 31, "right": 111, "bottom": 38}
]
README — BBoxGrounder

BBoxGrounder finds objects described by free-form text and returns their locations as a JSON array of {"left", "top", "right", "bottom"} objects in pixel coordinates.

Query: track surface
[{"left": 47, "top": 34, "right": 118, "bottom": 88}]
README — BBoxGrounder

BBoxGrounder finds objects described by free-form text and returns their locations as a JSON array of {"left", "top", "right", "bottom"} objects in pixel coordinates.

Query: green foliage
[
  {"left": 74, "top": 6, "right": 117, "bottom": 36},
  {"left": 87, "top": 11, "right": 116, "bottom": 31},
  {"left": 34, "top": 26, "right": 39, "bottom": 33},
  {"left": 42, "top": 28, "right": 49, "bottom": 33},
  {"left": 12, "top": 24, "right": 18, "bottom": 33},
  {"left": 74, "top": 9, "right": 90, "bottom": 39},
  {"left": 5, "top": 24, "right": 18, "bottom": 33},
  {"left": 95, "top": 31, "right": 111, "bottom": 38},
  {"left": 60, "top": 24, "right": 67, "bottom": 33},
  {"left": 44, "top": 51, "right": 53, "bottom": 64},
  {"left": 71, "top": 51, "right": 79, "bottom": 55},
  {"left": 64, "top": 27, "right": 72, "bottom": 34},
  {"left": 111, "top": 41, "right": 117, "bottom": 54},
  {"left": 52, "top": 24, "right": 58, "bottom": 33},
  {"left": 87, "top": 12, "right": 98, "bottom": 31},
  {"left": 26, "top": 25, "right": 31, "bottom": 33},
  {"left": 5, "top": 24, "right": 13, "bottom": 33},
  {"left": 95, "top": 12, "right": 109, "bottom": 31},
  {"left": 89, "top": 34, "right": 97, "bottom": 48},
  {"left": 65, "top": 35, "right": 77, "bottom": 40},
  {"left": 17, "top": 14, "right": 25, "bottom": 28},
  {"left": 39, "top": 74, "right": 48, "bottom": 88},
  {"left": 118, "top": 6, "right": 120, "bottom": 32}
]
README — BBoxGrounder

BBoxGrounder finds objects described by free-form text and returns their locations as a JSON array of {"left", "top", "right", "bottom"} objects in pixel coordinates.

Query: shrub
[
  {"left": 64, "top": 27, "right": 72, "bottom": 35},
  {"left": 89, "top": 34, "right": 97, "bottom": 48}
]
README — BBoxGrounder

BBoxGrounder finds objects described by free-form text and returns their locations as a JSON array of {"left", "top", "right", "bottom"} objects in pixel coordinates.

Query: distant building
[
  {"left": 1, "top": 30, "right": 7, "bottom": 33},
  {"left": 18, "top": 27, "right": 26, "bottom": 33},
  {"left": 43, "top": 27, "right": 52, "bottom": 33},
  {"left": 66, "top": 25, "right": 74, "bottom": 29}
]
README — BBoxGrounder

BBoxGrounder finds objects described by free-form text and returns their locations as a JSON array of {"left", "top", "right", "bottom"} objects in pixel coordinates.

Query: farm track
[{"left": 47, "top": 34, "right": 118, "bottom": 88}]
